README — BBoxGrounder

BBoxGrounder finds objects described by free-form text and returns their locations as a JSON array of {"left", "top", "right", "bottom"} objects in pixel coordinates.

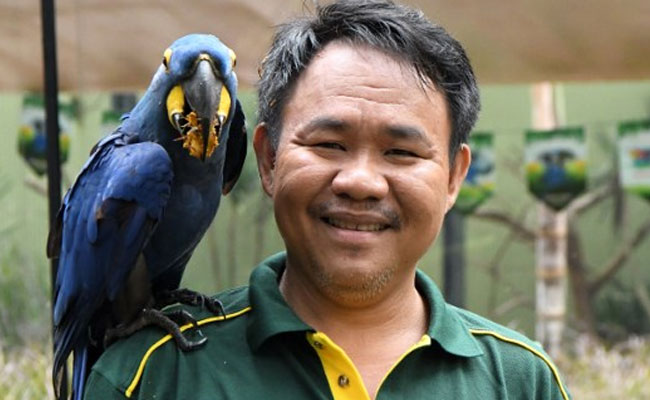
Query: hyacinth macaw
[{"left": 47, "top": 34, "right": 247, "bottom": 400}]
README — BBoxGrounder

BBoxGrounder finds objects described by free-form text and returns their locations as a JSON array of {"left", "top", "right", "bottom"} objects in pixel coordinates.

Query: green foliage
[
  {"left": 0, "top": 342, "right": 53, "bottom": 399},
  {"left": 0, "top": 173, "right": 52, "bottom": 398},
  {"left": 594, "top": 284, "right": 650, "bottom": 342},
  {"left": 0, "top": 174, "right": 50, "bottom": 346},
  {"left": 0, "top": 244, "right": 51, "bottom": 347},
  {"left": 560, "top": 336, "right": 650, "bottom": 400}
]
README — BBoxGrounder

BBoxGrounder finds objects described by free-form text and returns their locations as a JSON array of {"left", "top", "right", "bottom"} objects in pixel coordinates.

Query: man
[{"left": 84, "top": 1, "right": 571, "bottom": 399}]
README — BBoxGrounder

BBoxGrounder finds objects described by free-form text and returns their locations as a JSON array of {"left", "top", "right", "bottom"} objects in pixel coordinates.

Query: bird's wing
[
  {"left": 221, "top": 99, "right": 247, "bottom": 195},
  {"left": 48, "top": 132, "right": 173, "bottom": 395}
]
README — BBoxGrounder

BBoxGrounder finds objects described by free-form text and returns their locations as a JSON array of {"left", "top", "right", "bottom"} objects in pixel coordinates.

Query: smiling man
[
  {"left": 84, "top": 1, "right": 571, "bottom": 399},
  {"left": 255, "top": 41, "right": 465, "bottom": 397}
]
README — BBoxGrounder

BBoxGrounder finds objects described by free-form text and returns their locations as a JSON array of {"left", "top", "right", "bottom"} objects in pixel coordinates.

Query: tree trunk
[
  {"left": 532, "top": 82, "right": 568, "bottom": 359},
  {"left": 566, "top": 223, "right": 597, "bottom": 336}
]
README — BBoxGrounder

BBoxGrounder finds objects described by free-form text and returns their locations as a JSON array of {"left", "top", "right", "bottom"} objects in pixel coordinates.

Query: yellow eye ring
[
  {"left": 228, "top": 48, "right": 237, "bottom": 69},
  {"left": 163, "top": 48, "right": 172, "bottom": 71}
]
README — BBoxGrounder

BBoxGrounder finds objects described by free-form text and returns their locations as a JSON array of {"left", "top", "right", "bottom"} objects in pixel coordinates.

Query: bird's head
[{"left": 155, "top": 34, "right": 238, "bottom": 161}]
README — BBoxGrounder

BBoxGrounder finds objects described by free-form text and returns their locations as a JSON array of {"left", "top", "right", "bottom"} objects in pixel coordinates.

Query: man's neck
[
  {"left": 280, "top": 266, "right": 427, "bottom": 335},
  {"left": 279, "top": 264, "right": 429, "bottom": 398}
]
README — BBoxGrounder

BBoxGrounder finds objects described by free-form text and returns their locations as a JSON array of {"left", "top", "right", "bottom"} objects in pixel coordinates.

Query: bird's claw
[
  {"left": 156, "top": 288, "right": 226, "bottom": 317},
  {"left": 103, "top": 308, "right": 209, "bottom": 351}
]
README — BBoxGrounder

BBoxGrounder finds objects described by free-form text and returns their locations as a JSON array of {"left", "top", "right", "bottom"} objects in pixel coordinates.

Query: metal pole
[
  {"left": 40, "top": 0, "right": 66, "bottom": 396},
  {"left": 443, "top": 209, "right": 465, "bottom": 307},
  {"left": 41, "top": 0, "right": 61, "bottom": 267}
]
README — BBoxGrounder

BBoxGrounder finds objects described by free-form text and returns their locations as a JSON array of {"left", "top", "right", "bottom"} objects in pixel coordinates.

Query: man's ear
[
  {"left": 446, "top": 143, "right": 471, "bottom": 212},
  {"left": 253, "top": 123, "right": 276, "bottom": 197}
]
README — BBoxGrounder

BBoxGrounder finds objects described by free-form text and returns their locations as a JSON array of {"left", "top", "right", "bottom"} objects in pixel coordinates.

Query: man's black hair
[{"left": 257, "top": 0, "right": 480, "bottom": 159}]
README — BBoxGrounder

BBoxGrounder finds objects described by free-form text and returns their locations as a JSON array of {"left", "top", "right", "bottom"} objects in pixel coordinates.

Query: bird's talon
[
  {"left": 174, "top": 329, "right": 208, "bottom": 351},
  {"left": 193, "top": 335, "right": 207, "bottom": 347}
]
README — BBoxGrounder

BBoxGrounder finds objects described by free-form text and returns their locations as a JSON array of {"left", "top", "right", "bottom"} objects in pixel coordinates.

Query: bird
[{"left": 47, "top": 34, "right": 247, "bottom": 400}]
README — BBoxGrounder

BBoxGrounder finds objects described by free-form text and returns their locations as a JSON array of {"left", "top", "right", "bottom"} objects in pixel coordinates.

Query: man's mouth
[{"left": 322, "top": 217, "right": 390, "bottom": 232}]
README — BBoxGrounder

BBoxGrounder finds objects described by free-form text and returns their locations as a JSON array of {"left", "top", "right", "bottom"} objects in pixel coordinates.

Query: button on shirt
[{"left": 84, "top": 253, "right": 571, "bottom": 399}]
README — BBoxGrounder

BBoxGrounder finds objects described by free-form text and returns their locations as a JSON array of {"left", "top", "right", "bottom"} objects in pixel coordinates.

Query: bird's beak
[
  {"left": 167, "top": 55, "right": 231, "bottom": 161},
  {"left": 183, "top": 59, "right": 220, "bottom": 161}
]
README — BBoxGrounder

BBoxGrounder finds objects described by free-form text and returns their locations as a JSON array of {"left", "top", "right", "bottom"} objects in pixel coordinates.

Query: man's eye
[
  {"left": 386, "top": 148, "right": 418, "bottom": 157},
  {"left": 315, "top": 142, "right": 345, "bottom": 150}
]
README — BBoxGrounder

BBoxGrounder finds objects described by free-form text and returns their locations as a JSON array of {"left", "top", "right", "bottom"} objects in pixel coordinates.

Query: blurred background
[{"left": 1, "top": 1, "right": 649, "bottom": 398}]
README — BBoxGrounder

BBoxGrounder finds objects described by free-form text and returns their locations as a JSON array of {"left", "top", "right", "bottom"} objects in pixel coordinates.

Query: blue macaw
[{"left": 47, "top": 34, "right": 247, "bottom": 400}]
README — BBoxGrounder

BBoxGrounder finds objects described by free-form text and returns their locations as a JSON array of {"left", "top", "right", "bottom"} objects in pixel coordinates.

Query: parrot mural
[
  {"left": 527, "top": 149, "right": 585, "bottom": 194},
  {"left": 454, "top": 132, "right": 495, "bottom": 214},
  {"left": 618, "top": 120, "right": 650, "bottom": 201},
  {"left": 525, "top": 127, "right": 587, "bottom": 210},
  {"left": 539, "top": 149, "right": 574, "bottom": 189},
  {"left": 47, "top": 34, "right": 247, "bottom": 400},
  {"left": 17, "top": 94, "right": 71, "bottom": 176}
]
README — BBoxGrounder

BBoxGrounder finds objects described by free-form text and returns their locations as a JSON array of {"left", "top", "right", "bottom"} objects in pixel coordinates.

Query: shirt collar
[
  {"left": 416, "top": 269, "right": 483, "bottom": 357},
  {"left": 246, "top": 252, "right": 312, "bottom": 351},
  {"left": 247, "top": 252, "right": 483, "bottom": 358}
]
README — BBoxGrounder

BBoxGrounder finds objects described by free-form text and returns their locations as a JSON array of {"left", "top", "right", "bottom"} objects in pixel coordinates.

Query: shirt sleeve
[{"left": 532, "top": 352, "right": 572, "bottom": 400}]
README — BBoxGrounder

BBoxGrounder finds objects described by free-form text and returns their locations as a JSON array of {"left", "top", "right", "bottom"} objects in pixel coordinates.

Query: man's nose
[{"left": 331, "top": 153, "right": 389, "bottom": 201}]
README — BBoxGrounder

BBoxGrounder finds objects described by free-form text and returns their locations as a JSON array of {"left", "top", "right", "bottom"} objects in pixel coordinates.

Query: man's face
[{"left": 254, "top": 42, "right": 470, "bottom": 304}]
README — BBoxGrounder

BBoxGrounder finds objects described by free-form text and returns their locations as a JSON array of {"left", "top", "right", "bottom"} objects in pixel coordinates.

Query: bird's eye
[
  {"left": 229, "top": 48, "right": 237, "bottom": 69},
  {"left": 162, "top": 48, "right": 172, "bottom": 71}
]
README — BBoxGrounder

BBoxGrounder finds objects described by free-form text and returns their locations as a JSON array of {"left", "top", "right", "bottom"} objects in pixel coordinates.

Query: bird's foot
[
  {"left": 155, "top": 288, "right": 225, "bottom": 317},
  {"left": 103, "top": 308, "right": 207, "bottom": 351}
]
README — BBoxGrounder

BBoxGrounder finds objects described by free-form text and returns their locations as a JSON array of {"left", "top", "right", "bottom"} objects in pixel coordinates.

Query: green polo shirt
[{"left": 84, "top": 253, "right": 571, "bottom": 399}]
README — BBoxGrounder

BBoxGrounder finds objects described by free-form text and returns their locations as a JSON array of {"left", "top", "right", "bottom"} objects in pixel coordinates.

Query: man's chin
[{"left": 312, "top": 261, "right": 397, "bottom": 305}]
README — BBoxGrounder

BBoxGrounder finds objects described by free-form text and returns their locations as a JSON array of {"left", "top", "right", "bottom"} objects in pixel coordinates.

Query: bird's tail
[{"left": 72, "top": 346, "right": 89, "bottom": 400}]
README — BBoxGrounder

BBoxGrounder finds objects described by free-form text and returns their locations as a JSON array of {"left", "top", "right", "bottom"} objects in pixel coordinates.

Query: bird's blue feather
[{"left": 53, "top": 134, "right": 173, "bottom": 372}]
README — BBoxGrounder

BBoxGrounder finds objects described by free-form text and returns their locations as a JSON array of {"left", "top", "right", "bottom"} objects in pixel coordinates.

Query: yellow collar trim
[
  {"left": 306, "top": 332, "right": 371, "bottom": 400},
  {"left": 469, "top": 329, "right": 570, "bottom": 400},
  {"left": 125, "top": 306, "right": 252, "bottom": 398},
  {"left": 306, "top": 332, "right": 432, "bottom": 400}
]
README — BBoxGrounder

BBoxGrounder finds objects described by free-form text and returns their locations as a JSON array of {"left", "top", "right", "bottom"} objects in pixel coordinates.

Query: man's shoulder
[
  {"left": 452, "top": 305, "right": 549, "bottom": 363},
  {"left": 449, "top": 305, "right": 571, "bottom": 399},
  {"left": 451, "top": 305, "right": 541, "bottom": 350},
  {"left": 87, "top": 285, "right": 252, "bottom": 397}
]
